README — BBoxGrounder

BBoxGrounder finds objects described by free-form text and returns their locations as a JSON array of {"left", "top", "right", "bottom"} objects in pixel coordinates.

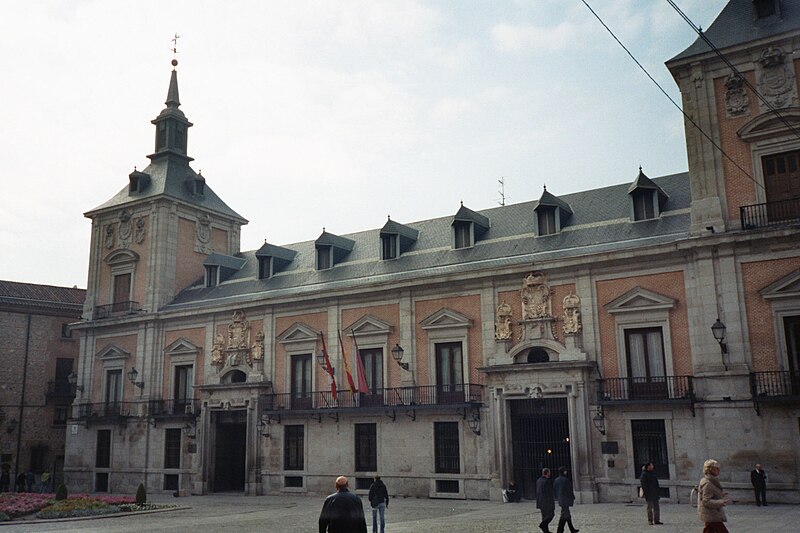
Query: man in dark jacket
[
  {"left": 751, "top": 463, "right": 767, "bottom": 506},
  {"left": 553, "top": 466, "right": 579, "bottom": 533},
  {"left": 319, "top": 476, "right": 367, "bottom": 533},
  {"left": 535, "top": 468, "right": 556, "bottom": 533},
  {"left": 368, "top": 475, "right": 389, "bottom": 533},
  {"left": 640, "top": 462, "right": 663, "bottom": 525}
]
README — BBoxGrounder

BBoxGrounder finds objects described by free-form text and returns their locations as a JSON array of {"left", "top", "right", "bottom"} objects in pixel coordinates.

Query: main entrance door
[
  {"left": 509, "top": 398, "right": 571, "bottom": 500},
  {"left": 213, "top": 411, "right": 247, "bottom": 492}
]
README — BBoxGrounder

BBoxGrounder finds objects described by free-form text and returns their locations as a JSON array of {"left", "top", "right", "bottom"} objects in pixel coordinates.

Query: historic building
[
  {"left": 65, "top": 0, "right": 799, "bottom": 503},
  {"left": 0, "top": 280, "right": 85, "bottom": 490}
]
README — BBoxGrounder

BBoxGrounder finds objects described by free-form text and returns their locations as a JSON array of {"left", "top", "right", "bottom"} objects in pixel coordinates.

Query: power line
[
  {"left": 665, "top": 0, "right": 800, "bottom": 144},
  {"left": 579, "top": 0, "right": 764, "bottom": 191}
]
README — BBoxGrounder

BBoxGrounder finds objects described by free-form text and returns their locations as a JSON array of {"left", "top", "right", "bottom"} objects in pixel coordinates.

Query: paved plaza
[{"left": 2, "top": 494, "right": 799, "bottom": 532}]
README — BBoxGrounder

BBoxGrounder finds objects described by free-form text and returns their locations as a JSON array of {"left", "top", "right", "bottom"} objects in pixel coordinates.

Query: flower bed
[{"left": 0, "top": 492, "right": 167, "bottom": 521}]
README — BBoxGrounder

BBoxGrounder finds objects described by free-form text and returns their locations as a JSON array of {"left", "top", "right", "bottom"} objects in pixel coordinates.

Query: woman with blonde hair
[{"left": 698, "top": 459, "right": 732, "bottom": 533}]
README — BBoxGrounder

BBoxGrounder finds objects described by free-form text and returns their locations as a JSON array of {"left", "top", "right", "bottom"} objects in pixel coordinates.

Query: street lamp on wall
[
  {"left": 711, "top": 319, "right": 728, "bottom": 354},
  {"left": 592, "top": 406, "right": 606, "bottom": 436},
  {"left": 391, "top": 344, "right": 409, "bottom": 371},
  {"left": 316, "top": 351, "right": 334, "bottom": 374},
  {"left": 67, "top": 372, "right": 84, "bottom": 393},
  {"left": 126, "top": 367, "right": 145, "bottom": 390}
]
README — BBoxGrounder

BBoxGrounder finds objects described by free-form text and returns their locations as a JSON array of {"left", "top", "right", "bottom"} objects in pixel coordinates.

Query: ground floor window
[
  {"left": 164, "top": 428, "right": 181, "bottom": 469},
  {"left": 284, "top": 425, "right": 304, "bottom": 471},
  {"left": 434, "top": 422, "right": 460, "bottom": 474},
  {"left": 354, "top": 423, "right": 377, "bottom": 472},
  {"left": 632, "top": 419, "right": 669, "bottom": 479},
  {"left": 95, "top": 430, "right": 111, "bottom": 468}
]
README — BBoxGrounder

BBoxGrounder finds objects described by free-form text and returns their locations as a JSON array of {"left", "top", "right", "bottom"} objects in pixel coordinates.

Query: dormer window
[
  {"left": 255, "top": 241, "right": 297, "bottom": 279},
  {"left": 128, "top": 170, "right": 151, "bottom": 194},
  {"left": 258, "top": 256, "right": 274, "bottom": 279},
  {"left": 753, "top": 0, "right": 778, "bottom": 19},
  {"left": 185, "top": 174, "right": 206, "bottom": 197},
  {"left": 205, "top": 265, "right": 219, "bottom": 287},
  {"left": 381, "top": 234, "right": 398, "bottom": 260},
  {"left": 317, "top": 246, "right": 332, "bottom": 270},
  {"left": 537, "top": 208, "right": 557, "bottom": 235},
  {"left": 453, "top": 221, "right": 472, "bottom": 249},
  {"left": 632, "top": 190, "right": 656, "bottom": 221}
]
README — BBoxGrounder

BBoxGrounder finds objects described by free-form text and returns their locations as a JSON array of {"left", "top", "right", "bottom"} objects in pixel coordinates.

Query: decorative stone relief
[
  {"left": 118, "top": 209, "right": 133, "bottom": 248},
  {"left": 562, "top": 293, "right": 582, "bottom": 335},
  {"left": 522, "top": 271, "right": 552, "bottom": 319},
  {"left": 494, "top": 301, "right": 512, "bottom": 341},
  {"left": 724, "top": 75, "right": 749, "bottom": 117},
  {"left": 133, "top": 216, "right": 146, "bottom": 244},
  {"left": 212, "top": 311, "right": 256, "bottom": 372},
  {"left": 758, "top": 46, "right": 797, "bottom": 110},
  {"left": 104, "top": 224, "right": 115, "bottom": 249},
  {"left": 195, "top": 212, "right": 212, "bottom": 254}
]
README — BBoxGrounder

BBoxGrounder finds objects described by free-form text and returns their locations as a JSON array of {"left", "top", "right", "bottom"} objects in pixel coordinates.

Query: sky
[{"left": 0, "top": 0, "right": 729, "bottom": 289}]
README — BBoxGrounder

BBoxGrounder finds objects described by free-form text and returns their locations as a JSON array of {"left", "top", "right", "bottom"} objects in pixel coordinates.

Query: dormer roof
[
  {"left": 452, "top": 203, "right": 490, "bottom": 234},
  {"left": 380, "top": 218, "right": 419, "bottom": 253},
  {"left": 204, "top": 252, "right": 246, "bottom": 284},
  {"left": 315, "top": 230, "right": 355, "bottom": 265},
  {"left": 628, "top": 167, "right": 669, "bottom": 207}
]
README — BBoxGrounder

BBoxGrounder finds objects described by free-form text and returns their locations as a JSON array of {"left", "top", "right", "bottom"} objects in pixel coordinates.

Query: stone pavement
[{"left": 3, "top": 493, "right": 799, "bottom": 532}]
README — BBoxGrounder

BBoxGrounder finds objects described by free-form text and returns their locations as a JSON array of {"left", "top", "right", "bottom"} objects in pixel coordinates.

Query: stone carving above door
[
  {"left": 522, "top": 271, "right": 552, "bottom": 319},
  {"left": 211, "top": 310, "right": 258, "bottom": 371},
  {"left": 562, "top": 293, "right": 582, "bottom": 335},
  {"left": 494, "top": 301, "right": 513, "bottom": 341}
]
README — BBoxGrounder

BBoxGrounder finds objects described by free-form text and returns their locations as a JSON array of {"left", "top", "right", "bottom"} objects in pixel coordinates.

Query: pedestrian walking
[
  {"left": 368, "top": 475, "right": 389, "bottom": 533},
  {"left": 640, "top": 462, "right": 662, "bottom": 525},
  {"left": 318, "top": 475, "right": 367, "bottom": 533},
  {"left": 698, "top": 459, "right": 731, "bottom": 533},
  {"left": 750, "top": 463, "right": 767, "bottom": 507},
  {"left": 535, "top": 468, "right": 556, "bottom": 533},
  {"left": 40, "top": 470, "right": 51, "bottom": 493},
  {"left": 553, "top": 466, "right": 579, "bottom": 533}
]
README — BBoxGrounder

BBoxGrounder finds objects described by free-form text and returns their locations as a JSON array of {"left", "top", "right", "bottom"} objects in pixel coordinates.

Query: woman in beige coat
[{"left": 698, "top": 459, "right": 732, "bottom": 533}]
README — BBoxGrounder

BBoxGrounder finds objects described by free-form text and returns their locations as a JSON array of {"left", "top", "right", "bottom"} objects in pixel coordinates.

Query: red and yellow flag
[
  {"left": 319, "top": 333, "right": 337, "bottom": 400},
  {"left": 339, "top": 330, "right": 357, "bottom": 393}
]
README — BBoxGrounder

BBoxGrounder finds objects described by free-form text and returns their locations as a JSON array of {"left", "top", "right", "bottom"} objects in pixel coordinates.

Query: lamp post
[
  {"left": 127, "top": 367, "right": 144, "bottom": 390},
  {"left": 391, "top": 344, "right": 408, "bottom": 371},
  {"left": 711, "top": 318, "right": 728, "bottom": 370}
]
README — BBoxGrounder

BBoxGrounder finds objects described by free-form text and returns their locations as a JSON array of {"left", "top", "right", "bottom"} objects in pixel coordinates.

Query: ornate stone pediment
[
  {"left": 103, "top": 249, "right": 139, "bottom": 266},
  {"left": 604, "top": 286, "right": 676, "bottom": 314},
  {"left": 738, "top": 107, "right": 800, "bottom": 141},
  {"left": 345, "top": 315, "right": 393, "bottom": 337},
  {"left": 96, "top": 344, "right": 131, "bottom": 360},
  {"left": 276, "top": 322, "right": 321, "bottom": 344},
  {"left": 420, "top": 308, "right": 472, "bottom": 330},
  {"left": 165, "top": 337, "right": 201, "bottom": 357},
  {"left": 760, "top": 269, "right": 800, "bottom": 300}
]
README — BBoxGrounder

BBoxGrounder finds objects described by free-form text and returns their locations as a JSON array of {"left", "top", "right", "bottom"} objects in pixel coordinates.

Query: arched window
[{"left": 527, "top": 347, "right": 550, "bottom": 363}]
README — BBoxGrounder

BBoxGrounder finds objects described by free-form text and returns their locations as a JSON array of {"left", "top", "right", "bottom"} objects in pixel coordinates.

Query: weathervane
[{"left": 171, "top": 33, "right": 180, "bottom": 67}]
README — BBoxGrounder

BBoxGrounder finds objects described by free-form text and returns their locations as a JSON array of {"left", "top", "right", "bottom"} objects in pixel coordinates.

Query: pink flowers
[{"left": 0, "top": 492, "right": 134, "bottom": 519}]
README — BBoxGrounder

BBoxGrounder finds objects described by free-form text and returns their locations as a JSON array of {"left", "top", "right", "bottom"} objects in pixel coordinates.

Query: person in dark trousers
[
  {"left": 504, "top": 480, "right": 521, "bottom": 503},
  {"left": 16, "top": 472, "right": 25, "bottom": 492},
  {"left": 368, "top": 475, "right": 389, "bottom": 533},
  {"left": 553, "top": 466, "right": 579, "bottom": 533},
  {"left": 640, "top": 462, "right": 663, "bottom": 525},
  {"left": 319, "top": 475, "right": 367, "bottom": 533},
  {"left": 535, "top": 468, "right": 556, "bottom": 533},
  {"left": 751, "top": 463, "right": 767, "bottom": 506}
]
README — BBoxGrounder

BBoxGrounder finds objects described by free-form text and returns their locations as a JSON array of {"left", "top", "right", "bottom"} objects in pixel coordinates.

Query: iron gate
[{"left": 509, "top": 397, "right": 571, "bottom": 500}]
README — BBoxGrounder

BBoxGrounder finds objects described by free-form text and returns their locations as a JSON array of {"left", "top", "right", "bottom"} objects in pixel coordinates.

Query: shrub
[
  {"left": 135, "top": 482, "right": 147, "bottom": 506},
  {"left": 55, "top": 483, "right": 68, "bottom": 501},
  {"left": 0, "top": 511, "right": 10, "bottom": 522}
]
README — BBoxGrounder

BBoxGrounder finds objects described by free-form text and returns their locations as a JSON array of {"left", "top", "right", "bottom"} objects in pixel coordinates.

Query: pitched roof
[{"left": 0, "top": 280, "right": 85, "bottom": 313}]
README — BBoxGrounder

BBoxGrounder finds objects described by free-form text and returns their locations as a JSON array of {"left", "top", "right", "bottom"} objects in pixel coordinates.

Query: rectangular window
[
  {"left": 436, "top": 342, "right": 464, "bottom": 404},
  {"left": 632, "top": 190, "right": 656, "bottom": 220},
  {"left": 164, "top": 428, "right": 182, "bottom": 469},
  {"left": 60, "top": 323, "right": 72, "bottom": 338},
  {"left": 96, "top": 429, "right": 111, "bottom": 468},
  {"left": 284, "top": 476, "right": 303, "bottom": 488},
  {"left": 95, "top": 472, "right": 109, "bottom": 493},
  {"left": 174, "top": 365, "right": 194, "bottom": 411},
  {"left": 53, "top": 358, "right": 74, "bottom": 397},
  {"left": 316, "top": 247, "right": 332, "bottom": 270},
  {"left": 53, "top": 404, "right": 69, "bottom": 426},
  {"left": 354, "top": 423, "right": 377, "bottom": 472},
  {"left": 258, "top": 257, "right": 273, "bottom": 279},
  {"left": 381, "top": 234, "right": 398, "bottom": 260},
  {"left": 453, "top": 222, "right": 472, "bottom": 249},
  {"left": 625, "top": 328, "right": 667, "bottom": 400},
  {"left": 112, "top": 273, "right": 131, "bottom": 306},
  {"left": 632, "top": 419, "right": 669, "bottom": 480},
  {"left": 164, "top": 474, "right": 179, "bottom": 491},
  {"left": 538, "top": 208, "right": 557, "bottom": 235},
  {"left": 105, "top": 370, "right": 122, "bottom": 412},
  {"left": 291, "top": 355, "right": 312, "bottom": 409},
  {"left": 762, "top": 150, "right": 800, "bottom": 221},
  {"left": 434, "top": 421, "right": 460, "bottom": 474},
  {"left": 359, "top": 348, "right": 383, "bottom": 398},
  {"left": 30, "top": 446, "right": 47, "bottom": 474},
  {"left": 284, "top": 425, "right": 304, "bottom": 471},
  {"left": 205, "top": 266, "right": 219, "bottom": 287}
]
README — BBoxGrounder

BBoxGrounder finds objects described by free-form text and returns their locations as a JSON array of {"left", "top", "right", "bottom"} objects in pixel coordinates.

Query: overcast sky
[{"left": 0, "top": 0, "right": 728, "bottom": 289}]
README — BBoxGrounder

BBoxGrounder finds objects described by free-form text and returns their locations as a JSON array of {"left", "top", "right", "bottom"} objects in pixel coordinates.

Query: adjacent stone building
[
  {"left": 0, "top": 280, "right": 85, "bottom": 490},
  {"left": 65, "top": 0, "right": 800, "bottom": 504}
]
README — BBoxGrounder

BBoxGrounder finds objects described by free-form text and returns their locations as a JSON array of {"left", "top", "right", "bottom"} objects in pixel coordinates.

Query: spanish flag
[
  {"left": 319, "top": 333, "right": 337, "bottom": 400},
  {"left": 339, "top": 330, "right": 357, "bottom": 393}
]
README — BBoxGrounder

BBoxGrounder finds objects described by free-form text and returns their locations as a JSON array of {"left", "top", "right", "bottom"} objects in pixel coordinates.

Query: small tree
[
  {"left": 55, "top": 483, "right": 68, "bottom": 501},
  {"left": 135, "top": 482, "right": 147, "bottom": 506}
]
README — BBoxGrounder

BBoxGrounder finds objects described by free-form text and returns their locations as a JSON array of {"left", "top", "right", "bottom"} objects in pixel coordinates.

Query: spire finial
[
  {"left": 639, "top": 165, "right": 642, "bottom": 172},
  {"left": 387, "top": 214, "right": 391, "bottom": 220},
  {"left": 543, "top": 184, "right": 547, "bottom": 191},
  {"left": 171, "top": 33, "right": 180, "bottom": 69}
]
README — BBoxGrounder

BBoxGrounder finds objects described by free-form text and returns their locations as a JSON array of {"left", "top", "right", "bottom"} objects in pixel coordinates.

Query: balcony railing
[
  {"left": 148, "top": 398, "right": 201, "bottom": 417},
  {"left": 93, "top": 301, "right": 142, "bottom": 320},
  {"left": 75, "top": 401, "right": 137, "bottom": 420},
  {"left": 751, "top": 371, "right": 800, "bottom": 415},
  {"left": 598, "top": 376, "right": 694, "bottom": 406},
  {"left": 46, "top": 380, "right": 75, "bottom": 400},
  {"left": 740, "top": 197, "right": 800, "bottom": 230},
  {"left": 260, "top": 383, "right": 484, "bottom": 414}
]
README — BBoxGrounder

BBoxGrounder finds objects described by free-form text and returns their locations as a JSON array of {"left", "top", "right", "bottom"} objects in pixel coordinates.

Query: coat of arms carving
[
  {"left": 494, "top": 301, "right": 513, "bottom": 341},
  {"left": 211, "top": 311, "right": 260, "bottom": 371},
  {"left": 758, "top": 46, "right": 797, "bottom": 109},
  {"left": 522, "top": 272, "right": 552, "bottom": 320}
]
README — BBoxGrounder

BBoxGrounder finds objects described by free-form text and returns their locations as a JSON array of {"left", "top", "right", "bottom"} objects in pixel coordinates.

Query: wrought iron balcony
[
  {"left": 93, "top": 301, "right": 142, "bottom": 320},
  {"left": 750, "top": 371, "right": 800, "bottom": 415},
  {"left": 46, "top": 380, "right": 75, "bottom": 401},
  {"left": 597, "top": 376, "right": 695, "bottom": 412},
  {"left": 73, "top": 401, "right": 136, "bottom": 426},
  {"left": 148, "top": 398, "right": 201, "bottom": 417},
  {"left": 259, "top": 383, "right": 484, "bottom": 417},
  {"left": 740, "top": 197, "right": 800, "bottom": 230}
]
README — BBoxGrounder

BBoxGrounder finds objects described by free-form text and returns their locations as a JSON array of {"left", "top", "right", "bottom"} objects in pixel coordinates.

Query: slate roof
[
  {"left": 0, "top": 280, "right": 85, "bottom": 313},
  {"left": 669, "top": 0, "right": 800, "bottom": 63},
  {"left": 167, "top": 172, "right": 692, "bottom": 310}
]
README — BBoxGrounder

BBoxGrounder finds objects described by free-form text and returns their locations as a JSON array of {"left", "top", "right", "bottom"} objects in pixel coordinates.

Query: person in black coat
[
  {"left": 751, "top": 463, "right": 767, "bottom": 506},
  {"left": 640, "top": 462, "right": 663, "bottom": 525},
  {"left": 319, "top": 476, "right": 367, "bottom": 533},
  {"left": 553, "top": 466, "right": 579, "bottom": 533},
  {"left": 367, "top": 475, "right": 389, "bottom": 533},
  {"left": 535, "top": 468, "right": 556, "bottom": 533}
]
